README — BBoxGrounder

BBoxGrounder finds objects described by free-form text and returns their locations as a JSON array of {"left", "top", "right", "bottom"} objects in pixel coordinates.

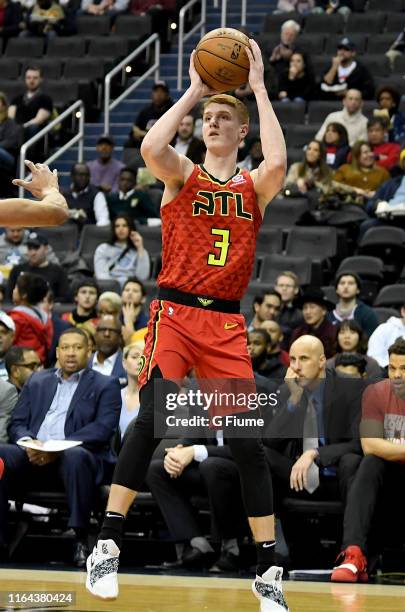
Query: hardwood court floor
[{"left": 1, "top": 569, "right": 405, "bottom": 611}]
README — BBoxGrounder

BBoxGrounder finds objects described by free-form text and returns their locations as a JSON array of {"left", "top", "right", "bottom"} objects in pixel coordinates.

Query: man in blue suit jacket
[
  {"left": 89, "top": 315, "right": 127, "bottom": 385},
  {"left": 0, "top": 327, "right": 121, "bottom": 567}
]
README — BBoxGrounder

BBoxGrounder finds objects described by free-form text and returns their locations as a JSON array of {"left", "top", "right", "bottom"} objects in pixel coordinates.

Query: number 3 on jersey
[{"left": 208, "top": 228, "right": 231, "bottom": 267}]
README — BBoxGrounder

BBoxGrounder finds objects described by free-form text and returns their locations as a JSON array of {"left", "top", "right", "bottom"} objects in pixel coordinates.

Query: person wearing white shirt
[{"left": 316, "top": 89, "right": 368, "bottom": 147}]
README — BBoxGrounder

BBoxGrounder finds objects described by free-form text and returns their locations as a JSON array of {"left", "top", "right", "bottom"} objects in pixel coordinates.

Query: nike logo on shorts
[{"left": 224, "top": 322, "right": 238, "bottom": 330}]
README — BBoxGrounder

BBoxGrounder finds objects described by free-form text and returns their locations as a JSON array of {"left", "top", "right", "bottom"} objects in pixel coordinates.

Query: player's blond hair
[{"left": 203, "top": 94, "right": 249, "bottom": 125}]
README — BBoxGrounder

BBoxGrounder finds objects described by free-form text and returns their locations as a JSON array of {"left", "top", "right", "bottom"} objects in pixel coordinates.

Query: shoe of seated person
[
  {"left": 252, "top": 566, "right": 289, "bottom": 611},
  {"left": 181, "top": 545, "right": 216, "bottom": 569},
  {"left": 331, "top": 545, "right": 368, "bottom": 583},
  {"left": 210, "top": 550, "right": 240, "bottom": 573},
  {"left": 86, "top": 539, "right": 120, "bottom": 600}
]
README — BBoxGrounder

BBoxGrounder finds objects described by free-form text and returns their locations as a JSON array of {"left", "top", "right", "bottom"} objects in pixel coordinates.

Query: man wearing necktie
[{"left": 263, "top": 335, "right": 367, "bottom": 564}]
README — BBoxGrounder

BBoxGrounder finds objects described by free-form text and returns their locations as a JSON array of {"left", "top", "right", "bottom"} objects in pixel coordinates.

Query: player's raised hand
[
  {"left": 246, "top": 39, "right": 265, "bottom": 93},
  {"left": 12, "top": 160, "right": 60, "bottom": 199},
  {"left": 189, "top": 51, "right": 217, "bottom": 98}
]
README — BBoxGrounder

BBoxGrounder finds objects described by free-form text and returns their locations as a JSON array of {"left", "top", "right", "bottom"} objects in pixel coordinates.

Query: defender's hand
[{"left": 13, "top": 160, "right": 59, "bottom": 199}]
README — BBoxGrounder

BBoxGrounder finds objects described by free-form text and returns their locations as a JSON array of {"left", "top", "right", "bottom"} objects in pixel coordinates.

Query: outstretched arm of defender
[
  {"left": 141, "top": 54, "right": 216, "bottom": 187},
  {"left": 247, "top": 40, "right": 287, "bottom": 211},
  {"left": 0, "top": 161, "right": 68, "bottom": 227}
]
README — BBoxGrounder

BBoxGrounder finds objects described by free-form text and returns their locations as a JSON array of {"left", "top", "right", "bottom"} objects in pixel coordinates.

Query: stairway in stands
[{"left": 54, "top": 0, "right": 276, "bottom": 189}]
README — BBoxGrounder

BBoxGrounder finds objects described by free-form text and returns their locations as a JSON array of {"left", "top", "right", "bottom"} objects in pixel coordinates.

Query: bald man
[
  {"left": 262, "top": 336, "right": 366, "bottom": 565},
  {"left": 0, "top": 161, "right": 68, "bottom": 227}
]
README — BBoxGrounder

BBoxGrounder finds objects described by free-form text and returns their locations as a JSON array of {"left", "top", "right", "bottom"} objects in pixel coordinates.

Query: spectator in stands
[
  {"left": 0, "top": 377, "right": 17, "bottom": 442},
  {"left": 0, "top": 0, "right": 24, "bottom": 43},
  {"left": 97, "top": 290, "right": 122, "bottom": 318},
  {"left": 264, "top": 335, "right": 364, "bottom": 565},
  {"left": 261, "top": 319, "right": 290, "bottom": 364},
  {"left": 248, "top": 328, "right": 287, "bottom": 379},
  {"left": 367, "top": 118, "right": 400, "bottom": 172},
  {"left": 8, "top": 66, "right": 53, "bottom": 142},
  {"left": 0, "top": 312, "right": 15, "bottom": 381},
  {"left": 0, "top": 92, "right": 20, "bottom": 174},
  {"left": 8, "top": 231, "right": 70, "bottom": 302},
  {"left": 334, "top": 141, "right": 390, "bottom": 201},
  {"left": 316, "top": 89, "right": 368, "bottom": 147},
  {"left": 0, "top": 285, "right": 4, "bottom": 310},
  {"left": 81, "top": 0, "right": 129, "bottom": 19},
  {"left": 331, "top": 338, "right": 405, "bottom": 583},
  {"left": 121, "top": 277, "right": 149, "bottom": 345},
  {"left": 274, "top": 0, "right": 315, "bottom": 13},
  {"left": 285, "top": 140, "right": 333, "bottom": 196},
  {"left": 334, "top": 352, "right": 367, "bottom": 379},
  {"left": 88, "top": 135, "right": 124, "bottom": 194},
  {"left": 0, "top": 227, "right": 59, "bottom": 269},
  {"left": 374, "top": 85, "right": 405, "bottom": 145},
  {"left": 125, "top": 81, "right": 173, "bottom": 150},
  {"left": 94, "top": 215, "right": 151, "bottom": 286},
  {"left": 278, "top": 51, "right": 316, "bottom": 103},
  {"left": 21, "top": 0, "right": 66, "bottom": 40},
  {"left": 171, "top": 114, "right": 206, "bottom": 164},
  {"left": 9, "top": 273, "right": 52, "bottom": 364},
  {"left": 89, "top": 314, "right": 126, "bottom": 383},
  {"left": 118, "top": 341, "right": 143, "bottom": 440},
  {"left": 290, "top": 287, "right": 337, "bottom": 358},
  {"left": 63, "top": 163, "right": 110, "bottom": 228},
  {"left": 328, "top": 272, "right": 378, "bottom": 338},
  {"left": 314, "top": 0, "right": 352, "bottom": 17},
  {"left": 269, "top": 19, "right": 301, "bottom": 76},
  {"left": 247, "top": 291, "right": 282, "bottom": 332},
  {"left": 106, "top": 167, "right": 158, "bottom": 225},
  {"left": 326, "top": 319, "right": 382, "bottom": 379},
  {"left": 322, "top": 122, "right": 350, "bottom": 170},
  {"left": 367, "top": 303, "right": 405, "bottom": 369},
  {"left": 61, "top": 279, "right": 99, "bottom": 329},
  {"left": 0, "top": 327, "right": 121, "bottom": 566},
  {"left": 5, "top": 346, "right": 42, "bottom": 392},
  {"left": 239, "top": 137, "right": 263, "bottom": 171},
  {"left": 40, "top": 289, "right": 70, "bottom": 366},
  {"left": 320, "top": 38, "right": 374, "bottom": 101},
  {"left": 275, "top": 271, "right": 304, "bottom": 349}
]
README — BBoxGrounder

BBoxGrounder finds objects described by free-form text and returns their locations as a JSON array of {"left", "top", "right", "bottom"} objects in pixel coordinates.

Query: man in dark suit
[
  {"left": 89, "top": 315, "right": 127, "bottom": 385},
  {"left": 171, "top": 114, "right": 206, "bottom": 164},
  {"left": 263, "top": 335, "right": 366, "bottom": 563},
  {"left": 0, "top": 378, "right": 18, "bottom": 443},
  {"left": 106, "top": 167, "right": 159, "bottom": 225},
  {"left": 0, "top": 328, "right": 121, "bottom": 566}
]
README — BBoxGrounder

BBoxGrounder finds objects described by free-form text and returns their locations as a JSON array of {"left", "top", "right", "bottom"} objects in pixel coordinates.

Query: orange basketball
[{"left": 194, "top": 28, "right": 251, "bottom": 92}]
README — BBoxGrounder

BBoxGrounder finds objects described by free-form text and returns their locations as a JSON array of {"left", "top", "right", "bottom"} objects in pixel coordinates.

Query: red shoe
[{"left": 331, "top": 545, "right": 368, "bottom": 583}]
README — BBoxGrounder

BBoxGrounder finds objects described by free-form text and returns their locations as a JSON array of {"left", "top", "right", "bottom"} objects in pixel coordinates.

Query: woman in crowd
[
  {"left": 118, "top": 341, "right": 144, "bottom": 442},
  {"left": 285, "top": 140, "right": 333, "bottom": 195},
  {"left": 121, "top": 277, "right": 149, "bottom": 345},
  {"left": 374, "top": 85, "right": 405, "bottom": 144},
  {"left": 94, "top": 215, "right": 150, "bottom": 286},
  {"left": 326, "top": 319, "right": 382, "bottom": 378},
  {"left": 322, "top": 122, "right": 350, "bottom": 170},
  {"left": 333, "top": 141, "right": 390, "bottom": 202},
  {"left": 97, "top": 290, "right": 122, "bottom": 318},
  {"left": 278, "top": 51, "right": 316, "bottom": 103}
]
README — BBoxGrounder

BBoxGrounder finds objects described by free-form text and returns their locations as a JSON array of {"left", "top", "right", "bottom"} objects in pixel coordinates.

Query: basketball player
[
  {"left": 86, "top": 40, "right": 289, "bottom": 611},
  {"left": 0, "top": 160, "right": 68, "bottom": 226}
]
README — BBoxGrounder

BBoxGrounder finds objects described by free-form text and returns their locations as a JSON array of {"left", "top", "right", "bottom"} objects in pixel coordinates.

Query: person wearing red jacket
[
  {"left": 9, "top": 273, "right": 52, "bottom": 364},
  {"left": 367, "top": 118, "right": 400, "bottom": 171}
]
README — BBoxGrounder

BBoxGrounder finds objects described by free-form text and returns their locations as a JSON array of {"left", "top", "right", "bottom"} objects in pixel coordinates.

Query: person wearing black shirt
[
  {"left": 7, "top": 231, "right": 70, "bottom": 302},
  {"left": 8, "top": 66, "right": 53, "bottom": 141},
  {"left": 124, "top": 81, "right": 173, "bottom": 149}
]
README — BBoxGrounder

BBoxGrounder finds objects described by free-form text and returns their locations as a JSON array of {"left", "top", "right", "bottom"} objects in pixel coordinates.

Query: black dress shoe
[
  {"left": 181, "top": 546, "right": 216, "bottom": 570},
  {"left": 73, "top": 540, "right": 89, "bottom": 568},
  {"left": 212, "top": 551, "right": 240, "bottom": 572}
]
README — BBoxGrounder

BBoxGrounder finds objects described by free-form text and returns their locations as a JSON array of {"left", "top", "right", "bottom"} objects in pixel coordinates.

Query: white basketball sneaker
[
  {"left": 86, "top": 539, "right": 120, "bottom": 600},
  {"left": 252, "top": 566, "right": 289, "bottom": 611}
]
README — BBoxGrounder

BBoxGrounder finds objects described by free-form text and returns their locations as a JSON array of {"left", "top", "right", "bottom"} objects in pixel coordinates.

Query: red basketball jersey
[{"left": 157, "top": 164, "right": 262, "bottom": 301}]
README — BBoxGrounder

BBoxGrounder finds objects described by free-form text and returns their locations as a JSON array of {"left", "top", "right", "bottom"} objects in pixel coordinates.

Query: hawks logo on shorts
[{"left": 137, "top": 355, "right": 146, "bottom": 377}]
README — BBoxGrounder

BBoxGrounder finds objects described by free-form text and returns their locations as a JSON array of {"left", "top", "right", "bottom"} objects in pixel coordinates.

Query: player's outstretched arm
[
  {"left": 141, "top": 54, "right": 216, "bottom": 187},
  {"left": 247, "top": 40, "right": 287, "bottom": 212},
  {"left": 0, "top": 161, "right": 68, "bottom": 227}
]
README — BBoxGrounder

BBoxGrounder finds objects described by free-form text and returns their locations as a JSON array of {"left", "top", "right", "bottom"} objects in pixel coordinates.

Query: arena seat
[
  {"left": 262, "top": 13, "right": 303, "bottom": 34},
  {"left": 20, "top": 58, "right": 63, "bottom": 80},
  {"left": 78, "top": 225, "right": 111, "bottom": 271},
  {"left": 258, "top": 254, "right": 312, "bottom": 286},
  {"left": 47, "top": 37, "right": 86, "bottom": 58},
  {"left": 114, "top": 14, "right": 152, "bottom": 39},
  {"left": 345, "top": 12, "right": 386, "bottom": 34},
  {"left": 336, "top": 256, "right": 384, "bottom": 304},
  {"left": 307, "top": 101, "right": 341, "bottom": 124},
  {"left": 385, "top": 13, "right": 405, "bottom": 32},
  {"left": 369, "top": 0, "right": 404, "bottom": 9},
  {"left": 321, "top": 286, "right": 338, "bottom": 304},
  {"left": 358, "top": 227, "right": 405, "bottom": 280},
  {"left": 373, "top": 307, "right": 400, "bottom": 324},
  {"left": 272, "top": 102, "right": 306, "bottom": 126},
  {"left": 63, "top": 58, "right": 105, "bottom": 81},
  {"left": 367, "top": 33, "right": 397, "bottom": 54},
  {"left": 303, "top": 14, "right": 344, "bottom": 34},
  {"left": 295, "top": 34, "right": 325, "bottom": 55},
  {"left": 76, "top": 15, "right": 111, "bottom": 37},
  {"left": 255, "top": 227, "right": 284, "bottom": 256},
  {"left": 284, "top": 125, "right": 318, "bottom": 148},
  {"left": 263, "top": 197, "right": 309, "bottom": 228},
  {"left": 374, "top": 284, "right": 405, "bottom": 308},
  {"left": 4, "top": 37, "right": 44, "bottom": 58},
  {"left": 96, "top": 279, "right": 122, "bottom": 294},
  {"left": 0, "top": 59, "right": 19, "bottom": 79},
  {"left": 139, "top": 226, "right": 162, "bottom": 257},
  {"left": 87, "top": 36, "right": 128, "bottom": 60},
  {"left": 38, "top": 224, "right": 79, "bottom": 256},
  {"left": 0, "top": 80, "right": 24, "bottom": 101},
  {"left": 360, "top": 55, "right": 391, "bottom": 77},
  {"left": 42, "top": 80, "right": 79, "bottom": 108}
]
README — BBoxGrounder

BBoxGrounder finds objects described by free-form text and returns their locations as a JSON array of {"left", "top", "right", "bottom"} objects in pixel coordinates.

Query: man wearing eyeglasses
[
  {"left": 89, "top": 315, "right": 126, "bottom": 384},
  {"left": 4, "top": 346, "right": 42, "bottom": 393}
]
